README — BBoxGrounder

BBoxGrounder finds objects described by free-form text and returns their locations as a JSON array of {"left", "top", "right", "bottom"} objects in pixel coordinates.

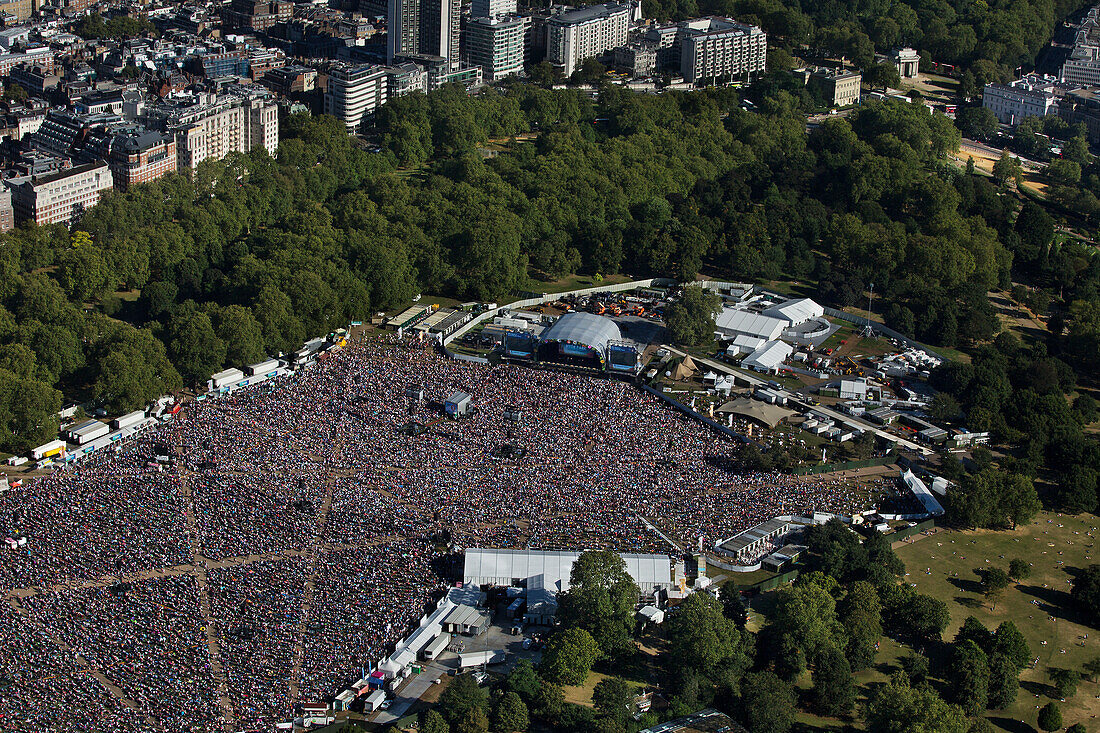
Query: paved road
[
  {"left": 663, "top": 347, "right": 931, "bottom": 456},
  {"left": 370, "top": 660, "right": 449, "bottom": 726}
]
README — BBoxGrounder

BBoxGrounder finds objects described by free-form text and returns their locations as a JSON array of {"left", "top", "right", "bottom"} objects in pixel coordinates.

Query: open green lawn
[
  {"left": 525, "top": 272, "right": 635, "bottom": 295},
  {"left": 562, "top": 670, "right": 649, "bottom": 707},
  {"left": 895, "top": 512, "right": 1100, "bottom": 732}
]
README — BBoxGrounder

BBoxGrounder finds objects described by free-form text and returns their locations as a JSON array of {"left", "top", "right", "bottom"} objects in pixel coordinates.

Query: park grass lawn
[
  {"left": 562, "top": 671, "right": 648, "bottom": 707},
  {"left": 894, "top": 512, "right": 1100, "bottom": 732},
  {"left": 525, "top": 272, "right": 634, "bottom": 295}
]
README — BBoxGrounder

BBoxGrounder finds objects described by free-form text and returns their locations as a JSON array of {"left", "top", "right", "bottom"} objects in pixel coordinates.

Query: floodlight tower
[{"left": 860, "top": 283, "right": 875, "bottom": 338}]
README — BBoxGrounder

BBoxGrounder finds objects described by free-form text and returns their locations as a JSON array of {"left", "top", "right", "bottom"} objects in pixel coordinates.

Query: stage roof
[{"left": 539, "top": 312, "right": 622, "bottom": 353}]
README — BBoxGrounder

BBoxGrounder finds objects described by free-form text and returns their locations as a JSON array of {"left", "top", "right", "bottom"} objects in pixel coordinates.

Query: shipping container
[{"left": 111, "top": 410, "right": 146, "bottom": 431}]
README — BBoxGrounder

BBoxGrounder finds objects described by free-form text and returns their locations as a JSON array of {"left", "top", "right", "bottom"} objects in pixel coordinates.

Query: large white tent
[{"left": 463, "top": 548, "right": 671, "bottom": 594}]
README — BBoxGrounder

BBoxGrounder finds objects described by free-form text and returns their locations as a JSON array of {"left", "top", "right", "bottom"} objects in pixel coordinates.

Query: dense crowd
[{"left": 0, "top": 336, "right": 871, "bottom": 730}]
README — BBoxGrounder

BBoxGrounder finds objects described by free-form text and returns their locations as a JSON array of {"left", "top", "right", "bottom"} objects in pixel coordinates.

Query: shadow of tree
[
  {"left": 989, "top": 715, "right": 1037, "bottom": 733},
  {"left": 947, "top": 576, "right": 983, "bottom": 594},
  {"left": 955, "top": 596, "right": 983, "bottom": 609},
  {"left": 1016, "top": 584, "right": 1078, "bottom": 622}
]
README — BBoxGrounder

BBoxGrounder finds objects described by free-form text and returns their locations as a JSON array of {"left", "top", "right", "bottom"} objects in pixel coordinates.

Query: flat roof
[{"left": 464, "top": 548, "right": 671, "bottom": 590}]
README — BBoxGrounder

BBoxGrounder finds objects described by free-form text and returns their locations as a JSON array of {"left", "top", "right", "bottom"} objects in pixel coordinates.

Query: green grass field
[{"left": 896, "top": 512, "right": 1100, "bottom": 732}]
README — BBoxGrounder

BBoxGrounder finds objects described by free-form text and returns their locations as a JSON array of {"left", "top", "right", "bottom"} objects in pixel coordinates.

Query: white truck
[{"left": 457, "top": 650, "right": 506, "bottom": 669}]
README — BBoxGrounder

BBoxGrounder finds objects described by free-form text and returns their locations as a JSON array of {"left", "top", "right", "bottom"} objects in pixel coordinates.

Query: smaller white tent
[{"left": 742, "top": 340, "right": 793, "bottom": 373}]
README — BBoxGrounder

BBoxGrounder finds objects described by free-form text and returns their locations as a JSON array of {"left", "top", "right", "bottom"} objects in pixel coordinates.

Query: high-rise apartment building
[
  {"left": 466, "top": 15, "right": 526, "bottom": 80},
  {"left": 470, "top": 0, "right": 515, "bottom": 19},
  {"left": 324, "top": 63, "right": 388, "bottom": 132},
  {"left": 388, "top": 0, "right": 460, "bottom": 67},
  {"left": 546, "top": 2, "right": 634, "bottom": 77},
  {"left": 142, "top": 90, "right": 279, "bottom": 170},
  {"left": 647, "top": 17, "right": 765, "bottom": 84}
]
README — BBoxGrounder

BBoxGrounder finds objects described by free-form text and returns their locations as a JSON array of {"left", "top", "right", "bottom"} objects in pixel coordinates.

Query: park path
[
  {"left": 6, "top": 596, "right": 163, "bottom": 730},
  {"left": 288, "top": 456, "right": 339, "bottom": 702},
  {"left": 176, "top": 461, "right": 237, "bottom": 732}
]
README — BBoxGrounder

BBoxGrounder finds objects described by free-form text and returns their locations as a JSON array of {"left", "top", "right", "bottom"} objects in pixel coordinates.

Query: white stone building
[
  {"left": 982, "top": 75, "right": 1058, "bottom": 125},
  {"left": 323, "top": 63, "right": 389, "bottom": 132},
  {"left": 547, "top": 2, "right": 636, "bottom": 77}
]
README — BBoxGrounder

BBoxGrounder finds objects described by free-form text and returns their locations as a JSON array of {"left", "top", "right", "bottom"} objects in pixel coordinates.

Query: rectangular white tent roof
[
  {"left": 714, "top": 308, "right": 786, "bottom": 340},
  {"left": 463, "top": 548, "right": 671, "bottom": 592},
  {"left": 762, "top": 297, "right": 824, "bottom": 325},
  {"left": 742, "top": 340, "right": 793, "bottom": 371}
]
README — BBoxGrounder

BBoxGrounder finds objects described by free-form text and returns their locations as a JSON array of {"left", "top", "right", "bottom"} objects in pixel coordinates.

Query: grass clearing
[
  {"left": 895, "top": 512, "right": 1100, "bottom": 732},
  {"left": 562, "top": 671, "right": 647, "bottom": 707},
  {"left": 525, "top": 272, "right": 635, "bottom": 295}
]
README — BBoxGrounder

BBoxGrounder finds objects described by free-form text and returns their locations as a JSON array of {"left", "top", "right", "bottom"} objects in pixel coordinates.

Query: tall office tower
[
  {"left": 388, "top": 0, "right": 420, "bottom": 63},
  {"left": 420, "top": 0, "right": 460, "bottom": 67},
  {"left": 470, "top": 0, "right": 515, "bottom": 19}
]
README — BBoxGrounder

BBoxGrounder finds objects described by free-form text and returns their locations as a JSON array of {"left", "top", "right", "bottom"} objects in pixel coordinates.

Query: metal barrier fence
[{"left": 889, "top": 518, "right": 936, "bottom": 542}]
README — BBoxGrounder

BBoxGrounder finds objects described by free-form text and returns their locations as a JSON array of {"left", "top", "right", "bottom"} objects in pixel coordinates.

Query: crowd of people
[{"left": 0, "top": 335, "right": 875, "bottom": 731}]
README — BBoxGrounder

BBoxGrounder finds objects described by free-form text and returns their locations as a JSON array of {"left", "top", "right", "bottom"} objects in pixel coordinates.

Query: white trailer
[
  {"left": 66, "top": 420, "right": 109, "bottom": 445},
  {"left": 111, "top": 410, "right": 146, "bottom": 431},
  {"left": 208, "top": 368, "right": 244, "bottom": 391},
  {"left": 364, "top": 689, "right": 387, "bottom": 712},
  {"left": 421, "top": 633, "right": 449, "bottom": 661},
  {"left": 244, "top": 358, "right": 280, "bottom": 376},
  {"left": 458, "top": 650, "right": 506, "bottom": 669}
]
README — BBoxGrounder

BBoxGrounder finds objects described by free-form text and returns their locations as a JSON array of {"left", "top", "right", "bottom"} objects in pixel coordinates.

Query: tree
[
  {"left": 1049, "top": 668, "right": 1080, "bottom": 699},
  {"left": 90, "top": 325, "right": 182, "bottom": 413},
  {"left": 1008, "top": 558, "right": 1031, "bottom": 582},
  {"left": 557, "top": 550, "right": 639, "bottom": 660},
  {"left": 811, "top": 645, "right": 855, "bottom": 717},
  {"left": 540, "top": 628, "right": 600, "bottom": 685},
  {"left": 895, "top": 592, "right": 949, "bottom": 646},
  {"left": 738, "top": 671, "right": 795, "bottom": 733},
  {"left": 532, "top": 681, "right": 564, "bottom": 721},
  {"left": 457, "top": 707, "right": 490, "bottom": 733},
  {"left": 865, "top": 672, "right": 970, "bottom": 733},
  {"left": 167, "top": 307, "right": 227, "bottom": 384},
  {"left": 948, "top": 639, "right": 989, "bottom": 714},
  {"left": 992, "top": 150, "right": 1022, "bottom": 187},
  {"left": 421, "top": 710, "right": 450, "bottom": 733},
  {"left": 956, "top": 107, "right": 998, "bottom": 140},
  {"left": 665, "top": 592, "right": 751, "bottom": 678},
  {"left": 991, "top": 621, "right": 1030, "bottom": 671},
  {"left": 987, "top": 653, "right": 1018, "bottom": 709},
  {"left": 865, "top": 63, "right": 901, "bottom": 92},
  {"left": 213, "top": 304, "right": 266, "bottom": 366},
  {"left": 718, "top": 583, "right": 748, "bottom": 627},
  {"left": 439, "top": 674, "right": 488, "bottom": 726},
  {"left": 1083, "top": 655, "right": 1100, "bottom": 682},
  {"left": 493, "top": 691, "right": 529, "bottom": 732},
  {"left": 976, "top": 567, "right": 1011, "bottom": 608},
  {"left": 1063, "top": 136, "right": 1091, "bottom": 165},
  {"left": 505, "top": 659, "right": 541, "bottom": 701},
  {"left": 1071, "top": 564, "right": 1100, "bottom": 624},
  {"left": 664, "top": 285, "right": 720, "bottom": 346},
  {"left": 899, "top": 652, "right": 930, "bottom": 684},
  {"left": 773, "top": 583, "right": 844, "bottom": 658},
  {"left": 591, "top": 677, "right": 632, "bottom": 720},
  {"left": 1047, "top": 159, "right": 1082, "bottom": 186},
  {"left": 1038, "top": 702, "right": 1062, "bottom": 732},
  {"left": 930, "top": 392, "right": 961, "bottom": 422},
  {"left": 839, "top": 581, "right": 882, "bottom": 670}
]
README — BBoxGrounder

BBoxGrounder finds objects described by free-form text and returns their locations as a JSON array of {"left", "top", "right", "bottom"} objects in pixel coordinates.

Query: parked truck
[{"left": 457, "top": 650, "right": 506, "bottom": 669}]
